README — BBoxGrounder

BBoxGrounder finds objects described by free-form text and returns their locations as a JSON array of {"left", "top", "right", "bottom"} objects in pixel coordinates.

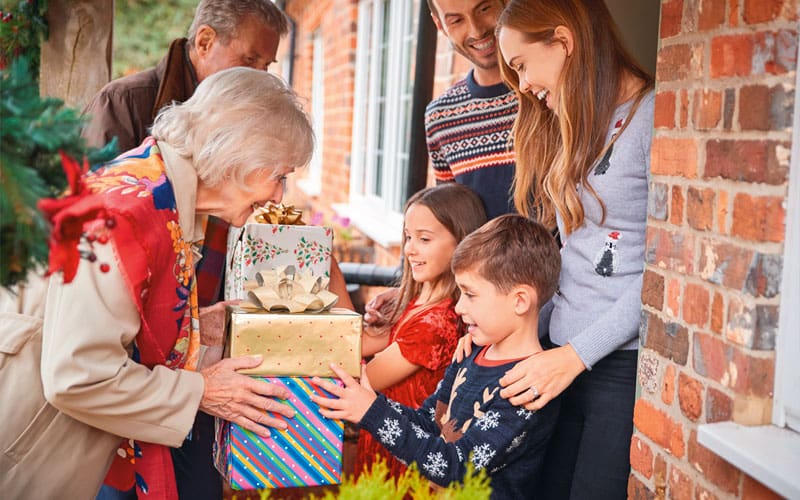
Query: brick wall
[
  {"left": 630, "top": 1, "right": 796, "bottom": 498},
  {"left": 281, "top": 1, "right": 472, "bottom": 269}
]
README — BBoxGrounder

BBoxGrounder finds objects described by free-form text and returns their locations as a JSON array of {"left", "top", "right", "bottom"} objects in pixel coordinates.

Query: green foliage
[
  {"left": 0, "top": 57, "right": 117, "bottom": 287},
  {"left": 0, "top": 0, "right": 47, "bottom": 74},
  {"left": 112, "top": 0, "right": 197, "bottom": 78}
]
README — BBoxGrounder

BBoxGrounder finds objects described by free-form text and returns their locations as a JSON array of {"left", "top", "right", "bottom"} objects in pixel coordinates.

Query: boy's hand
[
  {"left": 498, "top": 344, "right": 586, "bottom": 411},
  {"left": 311, "top": 363, "right": 377, "bottom": 424}
]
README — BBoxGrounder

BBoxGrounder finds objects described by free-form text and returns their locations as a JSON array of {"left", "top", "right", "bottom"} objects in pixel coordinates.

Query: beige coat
[{"left": 0, "top": 143, "right": 205, "bottom": 498}]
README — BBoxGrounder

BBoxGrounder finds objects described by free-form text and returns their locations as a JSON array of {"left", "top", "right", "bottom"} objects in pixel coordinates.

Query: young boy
[{"left": 312, "top": 215, "right": 561, "bottom": 498}]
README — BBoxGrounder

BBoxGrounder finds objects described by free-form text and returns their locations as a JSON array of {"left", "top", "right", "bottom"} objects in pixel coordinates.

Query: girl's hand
[
  {"left": 199, "top": 355, "right": 295, "bottom": 438},
  {"left": 364, "top": 287, "right": 399, "bottom": 327},
  {"left": 452, "top": 332, "right": 473, "bottom": 362},
  {"left": 311, "top": 363, "right": 377, "bottom": 424},
  {"left": 498, "top": 344, "right": 586, "bottom": 411}
]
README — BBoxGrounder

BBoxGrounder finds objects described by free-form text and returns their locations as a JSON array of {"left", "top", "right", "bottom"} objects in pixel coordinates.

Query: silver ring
[{"left": 530, "top": 385, "right": 539, "bottom": 398}]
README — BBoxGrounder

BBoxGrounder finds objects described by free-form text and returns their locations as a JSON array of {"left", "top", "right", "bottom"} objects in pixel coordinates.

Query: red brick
[
  {"left": 686, "top": 187, "right": 715, "bottom": 231},
  {"left": 706, "top": 386, "right": 733, "bottom": 423},
  {"left": 693, "top": 332, "right": 776, "bottom": 397},
  {"left": 705, "top": 139, "right": 789, "bottom": 185},
  {"left": 728, "top": 0, "right": 740, "bottom": 25},
  {"left": 739, "top": 84, "right": 794, "bottom": 131},
  {"left": 654, "top": 453, "right": 668, "bottom": 490},
  {"left": 753, "top": 30, "right": 797, "bottom": 76},
  {"left": 698, "top": 0, "right": 726, "bottom": 30},
  {"left": 667, "top": 278, "right": 682, "bottom": 318},
  {"left": 680, "top": 89, "right": 690, "bottom": 128},
  {"left": 731, "top": 194, "right": 786, "bottom": 242},
  {"left": 657, "top": 44, "right": 693, "bottom": 81},
  {"left": 628, "top": 473, "right": 657, "bottom": 500},
  {"left": 660, "top": 0, "right": 684, "bottom": 38},
  {"left": 683, "top": 282, "right": 710, "bottom": 327},
  {"left": 678, "top": 372, "right": 704, "bottom": 421},
  {"left": 651, "top": 138, "right": 698, "bottom": 177},
  {"left": 668, "top": 465, "right": 695, "bottom": 500},
  {"left": 695, "top": 484, "right": 721, "bottom": 500},
  {"left": 710, "top": 292, "right": 724, "bottom": 334},
  {"left": 633, "top": 399, "right": 686, "bottom": 457},
  {"left": 693, "top": 89, "right": 722, "bottom": 130},
  {"left": 688, "top": 430, "right": 741, "bottom": 494},
  {"left": 725, "top": 295, "right": 756, "bottom": 347},
  {"left": 655, "top": 90, "right": 676, "bottom": 128},
  {"left": 742, "top": 474, "right": 783, "bottom": 499},
  {"left": 630, "top": 435, "right": 655, "bottom": 478},
  {"left": 642, "top": 269, "right": 665, "bottom": 310},
  {"left": 645, "top": 227, "right": 695, "bottom": 274},
  {"left": 710, "top": 34, "right": 753, "bottom": 77},
  {"left": 698, "top": 239, "right": 754, "bottom": 290},
  {"left": 716, "top": 189, "right": 729, "bottom": 233},
  {"left": 642, "top": 311, "right": 690, "bottom": 365},
  {"left": 662, "top": 363, "right": 676, "bottom": 405},
  {"left": 744, "top": 0, "right": 798, "bottom": 23},
  {"left": 671, "top": 185, "right": 685, "bottom": 225}
]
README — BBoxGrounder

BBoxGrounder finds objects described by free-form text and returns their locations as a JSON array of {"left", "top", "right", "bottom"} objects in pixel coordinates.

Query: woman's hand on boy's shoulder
[
  {"left": 311, "top": 363, "right": 377, "bottom": 424},
  {"left": 498, "top": 344, "right": 586, "bottom": 411},
  {"left": 452, "top": 332, "right": 474, "bottom": 362}
]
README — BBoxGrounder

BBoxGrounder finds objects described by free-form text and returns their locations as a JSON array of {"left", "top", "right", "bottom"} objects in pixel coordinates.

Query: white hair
[{"left": 151, "top": 67, "right": 314, "bottom": 189}]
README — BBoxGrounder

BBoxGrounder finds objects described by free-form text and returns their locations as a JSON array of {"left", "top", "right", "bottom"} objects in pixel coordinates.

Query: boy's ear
[{"left": 512, "top": 284, "right": 539, "bottom": 315}]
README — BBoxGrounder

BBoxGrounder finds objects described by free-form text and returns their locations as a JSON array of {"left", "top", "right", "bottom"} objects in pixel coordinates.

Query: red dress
[{"left": 356, "top": 297, "right": 461, "bottom": 479}]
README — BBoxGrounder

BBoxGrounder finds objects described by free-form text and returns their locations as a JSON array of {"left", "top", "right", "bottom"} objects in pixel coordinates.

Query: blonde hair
[
  {"left": 151, "top": 67, "right": 313, "bottom": 189},
  {"left": 497, "top": 0, "right": 653, "bottom": 234}
]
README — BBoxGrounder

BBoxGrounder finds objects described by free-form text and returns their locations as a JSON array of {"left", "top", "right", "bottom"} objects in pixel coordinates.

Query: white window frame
[
  {"left": 298, "top": 29, "right": 325, "bottom": 196},
  {"left": 697, "top": 37, "right": 800, "bottom": 499},
  {"left": 338, "top": 0, "right": 416, "bottom": 247}
]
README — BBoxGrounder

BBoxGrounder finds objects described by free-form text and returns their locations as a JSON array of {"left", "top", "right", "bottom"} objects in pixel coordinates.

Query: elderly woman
[{"left": 0, "top": 67, "right": 313, "bottom": 499}]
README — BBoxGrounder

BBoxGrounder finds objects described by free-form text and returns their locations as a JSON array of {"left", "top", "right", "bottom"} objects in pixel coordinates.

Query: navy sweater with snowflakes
[{"left": 359, "top": 346, "right": 560, "bottom": 499}]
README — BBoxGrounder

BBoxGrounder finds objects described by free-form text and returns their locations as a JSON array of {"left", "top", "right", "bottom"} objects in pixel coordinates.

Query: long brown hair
[
  {"left": 388, "top": 184, "right": 487, "bottom": 327},
  {"left": 497, "top": 0, "right": 653, "bottom": 234}
]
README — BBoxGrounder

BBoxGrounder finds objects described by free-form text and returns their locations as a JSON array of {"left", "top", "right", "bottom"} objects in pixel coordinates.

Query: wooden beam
[{"left": 40, "top": 0, "right": 113, "bottom": 109}]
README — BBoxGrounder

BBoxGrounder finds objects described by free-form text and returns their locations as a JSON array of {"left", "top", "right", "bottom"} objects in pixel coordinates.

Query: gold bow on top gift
[{"left": 251, "top": 203, "right": 305, "bottom": 225}]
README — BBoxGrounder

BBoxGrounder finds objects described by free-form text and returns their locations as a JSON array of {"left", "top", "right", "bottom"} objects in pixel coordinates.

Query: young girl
[
  {"left": 357, "top": 183, "right": 487, "bottom": 478},
  {"left": 491, "top": 0, "right": 655, "bottom": 498}
]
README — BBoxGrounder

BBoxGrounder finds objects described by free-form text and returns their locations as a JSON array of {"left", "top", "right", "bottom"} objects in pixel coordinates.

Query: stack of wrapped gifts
[{"left": 214, "top": 205, "right": 362, "bottom": 491}]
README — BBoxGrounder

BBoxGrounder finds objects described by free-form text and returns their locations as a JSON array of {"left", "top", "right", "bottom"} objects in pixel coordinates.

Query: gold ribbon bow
[
  {"left": 241, "top": 265, "right": 338, "bottom": 313},
  {"left": 252, "top": 203, "right": 305, "bottom": 225}
]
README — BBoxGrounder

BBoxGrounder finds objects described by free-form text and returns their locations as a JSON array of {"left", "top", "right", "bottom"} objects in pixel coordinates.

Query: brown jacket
[{"left": 82, "top": 38, "right": 198, "bottom": 151}]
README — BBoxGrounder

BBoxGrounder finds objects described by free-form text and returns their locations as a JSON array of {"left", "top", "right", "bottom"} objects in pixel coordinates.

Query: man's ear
[
  {"left": 430, "top": 12, "right": 443, "bottom": 32},
  {"left": 553, "top": 25, "right": 574, "bottom": 57},
  {"left": 194, "top": 24, "right": 218, "bottom": 57}
]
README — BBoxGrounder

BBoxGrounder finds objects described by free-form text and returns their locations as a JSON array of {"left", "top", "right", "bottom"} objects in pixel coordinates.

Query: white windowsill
[
  {"left": 332, "top": 202, "right": 402, "bottom": 248},
  {"left": 697, "top": 422, "right": 800, "bottom": 499},
  {"left": 296, "top": 178, "right": 321, "bottom": 197}
]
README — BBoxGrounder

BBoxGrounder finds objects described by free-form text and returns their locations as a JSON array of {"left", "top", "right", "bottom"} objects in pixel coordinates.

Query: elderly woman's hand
[{"left": 199, "top": 355, "right": 295, "bottom": 438}]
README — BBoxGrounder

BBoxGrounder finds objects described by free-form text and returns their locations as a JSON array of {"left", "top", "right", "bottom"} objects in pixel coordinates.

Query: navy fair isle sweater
[
  {"left": 359, "top": 346, "right": 559, "bottom": 499},
  {"left": 425, "top": 70, "right": 518, "bottom": 219}
]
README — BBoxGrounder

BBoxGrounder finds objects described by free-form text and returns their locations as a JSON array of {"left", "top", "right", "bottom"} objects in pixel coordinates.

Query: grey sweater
[{"left": 544, "top": 91, "right": 655, "bottom": 368}]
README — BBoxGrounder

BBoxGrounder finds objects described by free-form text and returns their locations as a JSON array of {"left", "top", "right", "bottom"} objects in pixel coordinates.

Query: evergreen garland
[
  {"left": 0, "top": 0, "right": 48, "bottom": 73},
  {"left": 0, "top": 57, "right": 117, "bottom": 287}
]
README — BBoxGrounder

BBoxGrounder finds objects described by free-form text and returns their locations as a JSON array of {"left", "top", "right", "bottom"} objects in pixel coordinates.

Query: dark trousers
[{"left": 537, "top": 348, "right": 638, "bottom": 500}]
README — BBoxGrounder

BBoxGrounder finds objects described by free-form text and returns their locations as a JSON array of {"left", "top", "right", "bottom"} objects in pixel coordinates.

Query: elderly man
[{"left": 82, "top": 2, "right": 350, "bottom": 499}]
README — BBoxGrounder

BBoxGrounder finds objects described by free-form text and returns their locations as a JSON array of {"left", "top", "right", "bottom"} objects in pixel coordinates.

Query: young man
[
  {"left": 425, "top": 0, "right": 517, "bottom": 219},
  {"left": 313, "top": 215, "right": 561, "bottom": 498}
]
